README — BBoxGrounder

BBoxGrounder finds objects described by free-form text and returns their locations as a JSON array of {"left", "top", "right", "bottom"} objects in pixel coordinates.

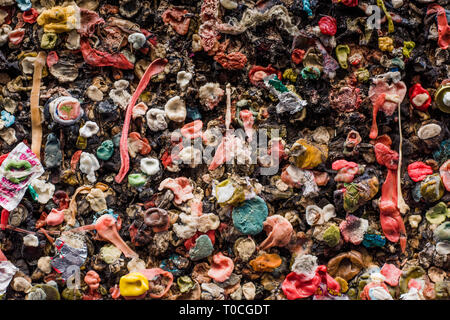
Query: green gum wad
[
  {"left": 343, "top": 183, "right": 361, "bottom": 213},
  {"left": 177, "top": 276, "right": 194, "bottom": 293},
  {"left": 420, "top": 174, "right": 444, "bottom": 202},
  {"left": 335, "top": 45, "right": 350, "bottom": 69},
  {"left": 301, "top": 66, "right": 321, "bottom": 80},
  {"left": 41, "top": 32, "right": 58, "bottom": 49},
  {"left": 128, "top": 173, "right": 147, "bottom": 187},
  {"left": 4, "top": 160, "right": 31, "bottom": 183},
  {"left": 62, "top": 287, "right": 83, "bottom": 300},
  {"left": 402, "top": 41, "right": 415, "bottom": 59},
  {"left": 97, "top": 140, "right": 114, "bottom": 160},
  {"left": 323, "top": 224, "right": 340, "bottom": 247},
  {"left": 355, "top": 68, "right": 370, "bottom": 82},
  {"left": 425, "top": 202, "right": 449, "bottom": 225}
]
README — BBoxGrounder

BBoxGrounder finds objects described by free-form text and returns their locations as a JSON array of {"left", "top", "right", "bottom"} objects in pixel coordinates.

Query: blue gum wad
[
  {"left": 232, "top": 196, "right": 268, "bottom": 235},
  {"left": 189, "top": 235, "right": 214, "bottom": 261},
  {"left": 362, "top": 233, "right": 386, "bottom": 248}
]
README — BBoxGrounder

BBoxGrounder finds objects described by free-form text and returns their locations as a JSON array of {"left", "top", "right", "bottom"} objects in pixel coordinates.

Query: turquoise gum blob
[
  {"left": 189, "top": 235, "right": 214, "bottom": 261},
  {"left": 362, "top": 233, "right": 386, "bottom": 248},
  {"left": 232, "top": 196, "right": 268, "bottom": 235},
  {"left": 97, "top": 140, "right": 114, "bottom": 160}
]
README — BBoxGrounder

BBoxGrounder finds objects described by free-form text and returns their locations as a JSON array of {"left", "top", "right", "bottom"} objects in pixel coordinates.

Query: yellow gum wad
[
  {"left": 292, "top": 139, "right": 327, "bottom": 169},
  {"left": 37, "top": 5, "right": 80, "bottom": 33},
  {"left": 378, "top": 37, "right": 394, "bottom": 52},
  {"left": 119, "top": 272, "right": 149, "bottom": 297}
]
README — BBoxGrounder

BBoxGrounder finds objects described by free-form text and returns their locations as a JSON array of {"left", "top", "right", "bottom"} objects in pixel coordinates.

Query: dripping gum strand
[
  {"left": 115, "top": 58, "right": 168, "bottom": 184},
  {"left": 30, "top": 52, "right": 47, "bottom": 160}
]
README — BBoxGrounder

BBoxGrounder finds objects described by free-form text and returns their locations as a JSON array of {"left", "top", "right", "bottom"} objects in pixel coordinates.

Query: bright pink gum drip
[
  {"left": 95, "top": 215, "right": 138, "bottom": 258},
  {"left": 67, "top": 215, "right": 138, "bottom": 258},
  {"left": 370, "top": 93, "right": 386, "bottom": 140},
  {"left": 239, "top": 109, "right": 254, "bottom": 142},
  {"left": 115, "top": 58, "right": 168, "bottom": 183},
  {"left": 374, "top": 143, "right": 407, "bottom": 253},
  {"left": 207, "top": 252, "right": 234, "bottom": 282},
  {"left": 259, "top": 215, "right": 294, "bottom": 250}
]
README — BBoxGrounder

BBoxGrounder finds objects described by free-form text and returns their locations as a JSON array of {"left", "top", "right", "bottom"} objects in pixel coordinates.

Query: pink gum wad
[
  {"left": 380, "top": 263, "right": 402, "bottom": 287},
  {"left": 339, "top": 215, "right": 364, "bottom": 245},
  {"left": 332, "top": 159, "right": 359, "bottom": 183},
  {"left": 259, "top": 215, "right": 294, "bottom": 250},
  {"left": 407, "top": 161, "right": 433, "bottom": 182},
  {"left": 158, "top": 177, "right": 194, "bottom": 205},
  {"left": 161, "top": 8, "right": 191, "bottom": 36},
  {"left": 207, "top": 252, "right": 234, "bottom": 282},
  {"left": 374, "top": 143, "right": 407, "bottom": 253},
  {"left": 46, "top": 208, "right": 65, "bottom": 226}
]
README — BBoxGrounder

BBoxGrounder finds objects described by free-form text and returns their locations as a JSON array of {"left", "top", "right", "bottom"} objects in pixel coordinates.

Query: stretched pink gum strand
[
  {"left": 374, "top": 143, "right": 406, "bottom": 252},
  {"left": 370, "top": 93, "right": 386, "bottom": 140},
  {"left": 207, "top": 252, "right": 234, "bottom": 282},
  {"left": 115, "top": 58, "right": 168, "bottom": 183},
  {"left": 239, "top": 109, "right": 254, "bottom": 142},
  {"left": 139, "top": 268, "right": 174, "bottom": 299},
  {"left": 259, "top": 215, "right": 294, "bottom": 250},
  {"left": 158, "top": 177, "right": 194, "bottom": 205},
  {"left": 95, "top": 215, "right": 138, "bottom": 258}
]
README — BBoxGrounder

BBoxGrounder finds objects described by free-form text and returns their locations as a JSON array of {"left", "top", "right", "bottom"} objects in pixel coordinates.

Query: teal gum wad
[
  {"left": 96, "top": 140, "right": 114, "bottom": 160},
  {"left": 362, "top": 233, "right": 386, "bottom": 248},
  {"left": 232, "top": 196, "right": 268, "bottom": 235},
  {"left": 188, "top": 235, "right": 214, "bottom": 261}
]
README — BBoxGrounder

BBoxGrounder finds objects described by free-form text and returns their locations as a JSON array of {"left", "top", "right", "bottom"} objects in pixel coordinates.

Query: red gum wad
[{"left": 374, "top": 143, "right": 407, "bottom": 253}]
